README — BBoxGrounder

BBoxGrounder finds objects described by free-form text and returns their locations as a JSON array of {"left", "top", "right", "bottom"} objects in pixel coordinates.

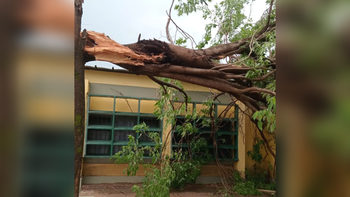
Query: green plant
[
  {"left": 111, "top": 123, "right": 211, "bottom": 196},
  {"left": 170, "top": 159, "right": 201, "bottom": 189},
  {"left": 245, "top": 138, "right": 276, "bottom": 191},
  {"left": 131, "top": 164, "right": 174, "bottom": 197},
  {"left": 257, "top": 181, "right": 276, "bottom": 191},
  {"left": 223, "top": 171, "right": 263, "bottom": 196},
  {"left": 247, "top": 138, "right": 264, "bottom": 164},
  {"left": 233, "top": 181, "right": 262, "bottom": 196},
  {"left": 232, "top": 170, "right": 244, "bottom": 183},
  {"left": 111, "top": 122, "right": 173, "bottom": 197},
  {"left": 244, "top": 167, "right": 276, "bottom": 191},
  {"left": 252, "top": 96, "right": 276, "bottom": 133},
  {"left": 111, "top": 78, "right": 216, "bottom": 196}
]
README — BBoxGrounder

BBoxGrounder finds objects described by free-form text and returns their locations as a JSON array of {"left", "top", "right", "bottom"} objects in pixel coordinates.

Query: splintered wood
[{"left": 84, "top": 31, "right": 163, "bottom": 66}]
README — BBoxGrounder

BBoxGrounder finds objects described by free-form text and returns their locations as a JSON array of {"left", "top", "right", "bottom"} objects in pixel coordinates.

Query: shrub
[{"left": 233, "top": 181, "right": 262, "bottom": 196}]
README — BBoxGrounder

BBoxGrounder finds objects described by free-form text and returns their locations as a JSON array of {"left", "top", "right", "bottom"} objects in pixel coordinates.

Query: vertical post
[
  {"left": 110, "top": 96, "right": 116, "bottom": 156},
  {"left": 234, "top": 104, "right": 239, "bottom": 160},
  {"left": 160, "top": 104, "right": 164, "bottom": 155},
  {"left": 74, "top": 0, "right": 86, "bottom": 196},
  {"left": 214, "top": 104, "right": 218, "bottom": 160},
  {"left": 80, "top": 82, "right": 89, "bottom": 192},
  {"left": 137, "top": 98, "right": 141, "bottom": 141},
  {"left": 234, "top": 101, "right": 246, "bottom": 178},
  {"left": 161, "top": 93, "right": 172, "bottom": 160},
  {"left": 84, "top": 95, "right": 90, "bottom": 156}
]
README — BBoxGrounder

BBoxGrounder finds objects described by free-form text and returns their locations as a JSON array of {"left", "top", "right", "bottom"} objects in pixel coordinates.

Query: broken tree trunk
[
  {"left": 83, "top": 27, "right": 275, "bottom": 113},
  {"left": 83, "top": 28, "right": 277, "bottom": 164}
]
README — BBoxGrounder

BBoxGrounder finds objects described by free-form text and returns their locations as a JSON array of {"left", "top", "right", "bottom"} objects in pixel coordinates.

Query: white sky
[{"left": 82, "top": 0, "right": 268, "bottom": 68}]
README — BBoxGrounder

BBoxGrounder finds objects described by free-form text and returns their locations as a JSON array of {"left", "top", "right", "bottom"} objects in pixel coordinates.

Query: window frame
[
  {"left": 84, "top": 94, "right": 163, "bottom": 158},
  {"left": 171, "top": 102, "right": 239, "bottom": 161}
]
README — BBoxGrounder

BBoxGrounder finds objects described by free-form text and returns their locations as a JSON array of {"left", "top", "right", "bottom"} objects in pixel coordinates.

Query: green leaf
[
  {"left": 270, "top": 123, "right": 276, "bottom": 133},
  {"left": 252, "top": 112, "right": 258, "bottom": 120},
  {"left": 257, "top": 121, "right": 263, "bottom": 130}
]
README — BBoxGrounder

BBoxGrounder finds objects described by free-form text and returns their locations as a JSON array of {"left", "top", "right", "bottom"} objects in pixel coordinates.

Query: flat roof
[{"left": 85, "top": 65, "right": 131, "bottom": 74}]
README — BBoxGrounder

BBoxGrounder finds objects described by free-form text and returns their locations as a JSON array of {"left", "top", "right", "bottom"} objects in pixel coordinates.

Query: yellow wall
[
  {"left": 244, "top": 109, "right": 276, "bottom": 177},
  {"left": 84, "top": 69, "right": 259, "bottom": 177},
  {"left": 83, "top": 164, "right": 221, "bottom": 177},
  {"left": 85, "top": 70, "right": 159, "bottom": 88}
]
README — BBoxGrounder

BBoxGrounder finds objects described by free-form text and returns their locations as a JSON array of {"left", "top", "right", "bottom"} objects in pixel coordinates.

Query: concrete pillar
[
  {"left": 234, "top": 101, "right": 246, "bottom": 178},
  {"left": 162, "top": 118, "right": 172, "bottom": 159},
  {"left": 80, "top": 79, "right": 89, "bottom": 191}
]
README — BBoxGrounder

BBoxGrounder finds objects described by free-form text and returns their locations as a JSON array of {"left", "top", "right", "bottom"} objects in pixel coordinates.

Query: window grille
[
  {"left": 84, "top": 95, "right": 162, "bottom": 158},
  {"left": 171, "top": 103, "right": 239, "bottom": 161}
]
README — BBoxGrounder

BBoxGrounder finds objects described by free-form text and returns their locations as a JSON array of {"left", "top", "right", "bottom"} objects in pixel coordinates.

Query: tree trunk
[
  {"left": 83, "top": 30, "right": 276, "bottom": 113},
  {"left": 74, "top": 0, "right": 85, "bottom": 196}
]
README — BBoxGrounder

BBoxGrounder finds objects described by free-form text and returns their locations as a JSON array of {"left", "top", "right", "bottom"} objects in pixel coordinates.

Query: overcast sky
[{"left": 82, "top": 0, "right": 268, "bottom": 68}]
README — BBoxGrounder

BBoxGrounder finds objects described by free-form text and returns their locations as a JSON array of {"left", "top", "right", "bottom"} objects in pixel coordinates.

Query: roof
[{"left": 84, "top": 65, "right": 132, "bottom": 74}]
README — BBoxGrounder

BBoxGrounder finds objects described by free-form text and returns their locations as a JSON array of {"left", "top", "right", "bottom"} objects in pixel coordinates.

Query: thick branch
[
  {"left": 119, "top": 64, "right": 264, "bottom": 110},
  {"left": 148, "top": 76, "right": 188, "bottom": 110},
  {"left": 122, "top": 64, "right": 275, "bottom": 96},
  {"left": 85, "top": 25, "right": 274, "bottom": 70},
  {"left": 84, "top": 29, "right": 276, "bottom": 113}
]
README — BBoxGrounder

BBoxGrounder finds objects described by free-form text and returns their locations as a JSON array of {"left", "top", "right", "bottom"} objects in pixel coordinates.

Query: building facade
[{"left": 81, "top": 66, "right": 274, "bottom": 185}]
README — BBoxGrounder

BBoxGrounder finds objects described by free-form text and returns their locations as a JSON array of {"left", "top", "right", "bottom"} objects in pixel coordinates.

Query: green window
[
  {"left": 84, "top": 94, "right": 162, "bottom": 158},
  {"left": 171, "top": 102, "right": 239, "bottom": 161}
]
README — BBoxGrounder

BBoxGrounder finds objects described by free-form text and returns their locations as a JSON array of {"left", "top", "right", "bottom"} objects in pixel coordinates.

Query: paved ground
[
  {"left": 80, "top": 183, "right": 222, "bottom": 197},
  {"left": 80, "top": 183, "right": 271, "bottom": 197}
]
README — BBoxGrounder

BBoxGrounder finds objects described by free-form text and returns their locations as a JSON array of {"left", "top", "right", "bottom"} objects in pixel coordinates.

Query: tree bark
[
  {"left": 83, "top": 30, "right": 276, "bottom": 113},
  {"left": 74, "top": 0, "right": 85, "bottom": 196}
]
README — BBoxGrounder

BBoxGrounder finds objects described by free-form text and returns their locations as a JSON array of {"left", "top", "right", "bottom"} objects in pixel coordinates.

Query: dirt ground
[{"left": 80, "top": 183, "right": 271, "bottom": 197}]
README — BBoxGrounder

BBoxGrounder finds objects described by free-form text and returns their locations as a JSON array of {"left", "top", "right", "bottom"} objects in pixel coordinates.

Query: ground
[{"left": 80, "top": 183, "right": 271, "bottom": 197}]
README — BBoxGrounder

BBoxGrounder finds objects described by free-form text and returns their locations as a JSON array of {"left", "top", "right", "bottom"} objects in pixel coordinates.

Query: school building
[{"left": 81, "top": 65, "right": 275, "bottom": 185}]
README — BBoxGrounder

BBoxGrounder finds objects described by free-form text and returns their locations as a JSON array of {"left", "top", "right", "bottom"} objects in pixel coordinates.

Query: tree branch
[
  {"left": 148, "top": 76, "right": 188, "bottom": 110},
  {"left": 251, "top": 70, "right": 276, "bottom": 81},
  {"left": 257, "top": 0, "right": 275, "bottom": 35},
  {"left": 165, "top": 0, "right": 175, "bottom": 44}
]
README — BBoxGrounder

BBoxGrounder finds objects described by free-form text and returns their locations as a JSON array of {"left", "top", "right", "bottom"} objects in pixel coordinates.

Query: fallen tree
[
  {"left": 83, "top": 23, "right": 275, "bottom": 112},
  {"left": 82, "top": 0, "right": 276, "bottom": 166},
  {"left": 80, "top": 0, "right": 276, "bottom": 195}
]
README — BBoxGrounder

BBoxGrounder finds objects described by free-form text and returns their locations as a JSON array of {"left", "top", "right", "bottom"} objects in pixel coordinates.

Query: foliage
[
  {"left": 245, "top": 137, "right": 276, "bottom": 191},
  {"left": 245, "top": 167, "right": 276, "bottom": 191},
  {"left": 174, "top": 0, "right": 213, "bottom": 16},
  {"left": 110, "top": 0, "right": 277, "bottom": 194},
  {"left": 131, "top": 164, "right": 174, "bottom": 197},
  {"left": 174, "top": 0, "right": 276, "bottom": 135},
  {"left": 252, "top": 95, "right": 276, "bottom": 132},
  {"left": 247, "top": 138, "right": 264, "bottom": 163},
  {"left": 110, "top": 123, "right": 171, "bottom": 196},
  {"left": 233, "top": 181, "right": 262, "bottom": 196},
  {"left": 170, "top": 158, "right": 201, "bottom": 189},
  {"left": 232, "top": 170, "right": 244, "bottom": 182},
  {"left": 111, "top": 77, "right": 217, "bottom": 196},
  {"left": 219, "top": 137, "right": 275, "bottom": 196},
  {"left": 220, "top": 171, "right": 262, "bottom": 196},
  {"left": 175, "top": 37, "right": 188, "bottom": 48},
  {"left": 228, "top": 169, "right": 275, "bottom": 196},
  {"left": 175, "top": 0, "right": 277, "bottom": 137}
]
